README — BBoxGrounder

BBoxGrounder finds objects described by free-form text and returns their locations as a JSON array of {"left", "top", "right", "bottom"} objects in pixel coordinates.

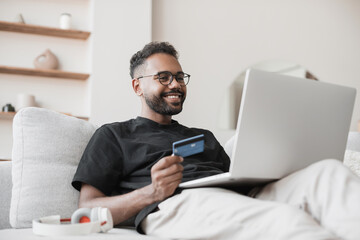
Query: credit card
[{"left": 172, "top": 134, "right": 205, "bottom": 157}]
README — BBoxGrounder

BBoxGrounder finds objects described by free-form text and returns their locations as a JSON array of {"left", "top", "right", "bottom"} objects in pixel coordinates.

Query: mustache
[{"left": 161, "top": 90, "right": 184, "bottom": 97}]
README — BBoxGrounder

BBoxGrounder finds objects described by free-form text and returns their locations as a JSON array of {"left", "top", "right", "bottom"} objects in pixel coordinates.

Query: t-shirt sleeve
[
  {"left": 72, "top": 125, "right": 123, "bottom": 195},
  {"left": 219, "top": 145, "right": 231, "bottom": 171},
  {"left": 208, "top": 130, "right": 231, "bottom": 172}
]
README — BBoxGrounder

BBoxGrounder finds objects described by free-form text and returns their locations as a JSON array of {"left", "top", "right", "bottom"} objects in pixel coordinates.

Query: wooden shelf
[
  {"left": 0, "top": 21, "right": 90, "bottom": 40},
  {"left": 0, "top": 158, "right": 11, "bottom": 161},
  {"left": 0, "top": 111, "right": 89, "bottom": 121},
  {"left": 0, "top": 112, "right": 15, "bottom": 120},
  {"left": 0, "top": 65, "right": 89, "bottom": 80}
]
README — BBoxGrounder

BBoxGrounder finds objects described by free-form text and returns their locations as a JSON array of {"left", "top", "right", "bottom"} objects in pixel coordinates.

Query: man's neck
[{"left": 140, "top": 111, "right": 172, "bottom": 125}]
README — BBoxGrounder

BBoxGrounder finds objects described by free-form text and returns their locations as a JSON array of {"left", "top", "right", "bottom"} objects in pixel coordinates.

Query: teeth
[{"left": 166, "top": 95, "right": 180, "bottom": 99}]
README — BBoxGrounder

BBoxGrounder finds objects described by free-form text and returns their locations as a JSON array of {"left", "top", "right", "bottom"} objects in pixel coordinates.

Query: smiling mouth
[
  {"left": 165, "top": 95, "right": 181, "bottom": 99},
  {"left": 162, "top": 93, "right": 184, "bottom": 107},
  {"left": 162, "top": 91, "right": 184, "bottom": 100}
]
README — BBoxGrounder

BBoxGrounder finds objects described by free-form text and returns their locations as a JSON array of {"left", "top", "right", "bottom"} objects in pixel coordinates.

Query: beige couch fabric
[
  {"left": 0, "top": 228, "right": 165, "bottom": 239},
  {"left": 0, "top": 161, "right": 12, "bottom": 229},
  {"left": 10, "top": 107, "right": 97, "bottom": 228}
]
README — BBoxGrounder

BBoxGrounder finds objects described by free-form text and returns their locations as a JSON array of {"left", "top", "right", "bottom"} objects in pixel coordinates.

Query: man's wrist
[{"left": 136, "top": 184, "right": 159, "bottom": 205}]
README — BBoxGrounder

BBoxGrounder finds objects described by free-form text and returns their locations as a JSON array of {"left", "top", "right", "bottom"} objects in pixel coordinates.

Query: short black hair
[{"left": 129, "top": 42, "right": 179, "bottom": 79}]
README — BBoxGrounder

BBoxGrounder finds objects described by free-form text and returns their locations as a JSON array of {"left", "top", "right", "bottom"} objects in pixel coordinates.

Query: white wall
[
  {"left": 0, "top": 0, "right": 91, "bottom": 116},
  {"left": 0, "top": 0, "right": 152, "bottom": 158},
  {"left": 1, "top": 0, "right": 359, "bottom": 157},
  {"left": 0, "top": 0, "right": 91, "bottom": 159},
  {"left": 152, "top": 0, "right": 360, "bottom": 145},
  {"left": 89, "top": 0, "right": 151, "bottom": 125}
]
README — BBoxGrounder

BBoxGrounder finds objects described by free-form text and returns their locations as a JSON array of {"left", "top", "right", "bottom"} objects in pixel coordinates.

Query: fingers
[
  {"left": 150, "top": 155, "right": 184, "bottom": 201},
  {"left": 152, "top": 155, "right": 183, "bottom": 171},
  {"left": 152, "top": 170, "right": 183, "bottom": 186},
  {"left": 150, "top": 172, "right": 183, "bottom": 202},
  {"left": 151, "top": 159, "right": 184, "bottom": 182}
]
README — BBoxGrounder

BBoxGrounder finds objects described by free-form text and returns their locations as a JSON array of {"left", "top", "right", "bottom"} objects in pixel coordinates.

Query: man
[{"left": 72, "top": 42, "right": 360, "bottom": 239}]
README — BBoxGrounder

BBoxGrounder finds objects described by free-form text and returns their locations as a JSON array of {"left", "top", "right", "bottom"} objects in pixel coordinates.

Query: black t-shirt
[{"left": 72, "top": 117, "right": 230, "bottom": 231}]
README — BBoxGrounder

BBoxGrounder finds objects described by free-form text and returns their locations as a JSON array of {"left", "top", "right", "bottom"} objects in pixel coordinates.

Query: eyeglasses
[{"left": 137, "top": 71, "right": 190, "bottom": 86}]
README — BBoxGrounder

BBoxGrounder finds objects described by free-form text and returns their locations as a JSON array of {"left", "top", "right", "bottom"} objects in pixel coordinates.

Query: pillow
[
  {"left": 10, "top": 107, "right": 97, "bottom": 228},
  {"left": 0, "top": 161, "right": 12, "bottom": 229},
  {"left": 344, "top": 150, "right": 360, "bottom": 177},
  {"left": 346, "top": 132, "right": 360, "bottom": 152},
  {"left": 224, "top": 135, "right": 235, "bottom": 158}
]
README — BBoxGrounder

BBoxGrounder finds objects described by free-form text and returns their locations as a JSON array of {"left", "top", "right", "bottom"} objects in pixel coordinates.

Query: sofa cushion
[
  {"left": 0, "top": 161, "right": 12, "bottom": 229},
  {"left": 346, "top": 132, "right": 360, "bottom": 152},
  {"left": 344, "top": 150, "right": 360, "bottom": 176},
  {"left": 0, "top": 228, "right": 163, "bottom": 239},
  {"left": 10, "top": 107, "right": 97, "bottom": 228}
]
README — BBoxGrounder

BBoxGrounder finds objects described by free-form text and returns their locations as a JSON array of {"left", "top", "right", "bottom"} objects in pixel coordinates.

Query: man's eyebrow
[{"left": 157, "top": 70, "right": 184, "bottom": 74}]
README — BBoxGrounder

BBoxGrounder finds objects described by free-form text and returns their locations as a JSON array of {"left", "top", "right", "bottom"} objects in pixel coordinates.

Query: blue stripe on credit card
[{"left": 173, "top": 134, "right": 205, "bottom": 157}]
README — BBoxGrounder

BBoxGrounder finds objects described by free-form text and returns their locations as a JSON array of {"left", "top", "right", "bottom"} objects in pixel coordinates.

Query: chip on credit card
[{"left": 172, "top": 134, "right": 205, "bottom": 157}]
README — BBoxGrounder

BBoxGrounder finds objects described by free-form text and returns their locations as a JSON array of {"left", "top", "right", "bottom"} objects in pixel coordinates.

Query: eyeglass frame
[{"left": 137, "top": 71, "right": 191, "bottom": 86}]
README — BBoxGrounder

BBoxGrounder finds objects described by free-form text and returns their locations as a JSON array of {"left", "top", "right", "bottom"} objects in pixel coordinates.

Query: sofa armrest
[
  {"left": 346, "top": 132, "right": 360, "bottom": 152},
  {"left": 0, "top": 161, "right": 12, "bottom": 229}
]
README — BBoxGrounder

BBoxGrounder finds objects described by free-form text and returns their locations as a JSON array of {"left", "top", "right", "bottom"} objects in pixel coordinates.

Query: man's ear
[{"left": 132, "top": 78, "right": 143, "bottom": 96}]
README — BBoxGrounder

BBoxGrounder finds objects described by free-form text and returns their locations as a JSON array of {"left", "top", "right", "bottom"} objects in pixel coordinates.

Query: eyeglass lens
[{"left": 158, "top": 72, "right": 189, "bottom": 86}]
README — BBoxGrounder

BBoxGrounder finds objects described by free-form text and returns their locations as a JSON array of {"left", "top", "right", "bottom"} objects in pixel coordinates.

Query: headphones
[{"left": 33, "top": 207, "right": 113, "bottom": 236}]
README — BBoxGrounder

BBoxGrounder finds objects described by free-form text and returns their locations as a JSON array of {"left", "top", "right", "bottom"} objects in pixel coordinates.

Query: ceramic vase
[
  {"left": 33, "top": 49, "right": 59, "bottom": 70},
  {"left": 14, "top": 14, "right": 25, "bottom": 24},
  {"left": 59, "top": 13, "right": 71, "bottom": 29},
  {"left": 17, "top": 94, "right": 36, "bottom": 110}
]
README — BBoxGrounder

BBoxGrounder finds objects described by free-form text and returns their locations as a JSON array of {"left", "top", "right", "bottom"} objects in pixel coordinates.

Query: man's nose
[{"left": 168, "top": 77, "right": 182, "bottom": 89}]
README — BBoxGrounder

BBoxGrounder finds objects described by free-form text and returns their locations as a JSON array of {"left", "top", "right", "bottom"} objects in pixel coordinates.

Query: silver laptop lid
[{"left": 230, "top": 69, "right": 356, "bottom": 179}]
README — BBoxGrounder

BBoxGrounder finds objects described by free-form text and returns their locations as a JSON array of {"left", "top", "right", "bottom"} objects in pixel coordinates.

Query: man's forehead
[{"left": 145, "top": 53, "right": 182, "bottom": 73}]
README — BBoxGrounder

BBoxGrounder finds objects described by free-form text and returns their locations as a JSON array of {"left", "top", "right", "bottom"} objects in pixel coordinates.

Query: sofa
[{"left": 1, "top": 107, "right": 360, "bottom": 239}]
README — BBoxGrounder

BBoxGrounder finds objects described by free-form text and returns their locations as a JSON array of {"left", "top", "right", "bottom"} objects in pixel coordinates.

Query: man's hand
[
  {"left": 150, "top": 155, "right": 184, "bottom": 202},
  {"left": 78, "top": 155, "right": 184, "bottom": 225}
]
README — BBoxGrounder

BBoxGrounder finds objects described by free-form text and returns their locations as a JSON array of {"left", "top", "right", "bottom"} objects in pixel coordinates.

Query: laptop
[{"left": 179, "top": 69, "right": 356, "bottom": 188}]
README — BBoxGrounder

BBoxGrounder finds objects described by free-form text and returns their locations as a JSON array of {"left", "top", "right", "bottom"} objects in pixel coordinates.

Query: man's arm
[{"left": 78, "top": 155, "right": 184, "bottom": 225}]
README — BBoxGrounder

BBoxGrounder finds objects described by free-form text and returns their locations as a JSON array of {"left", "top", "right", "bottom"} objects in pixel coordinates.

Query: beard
[{"left": 144, "top": 91, "right": 185, "bottom": 116}]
